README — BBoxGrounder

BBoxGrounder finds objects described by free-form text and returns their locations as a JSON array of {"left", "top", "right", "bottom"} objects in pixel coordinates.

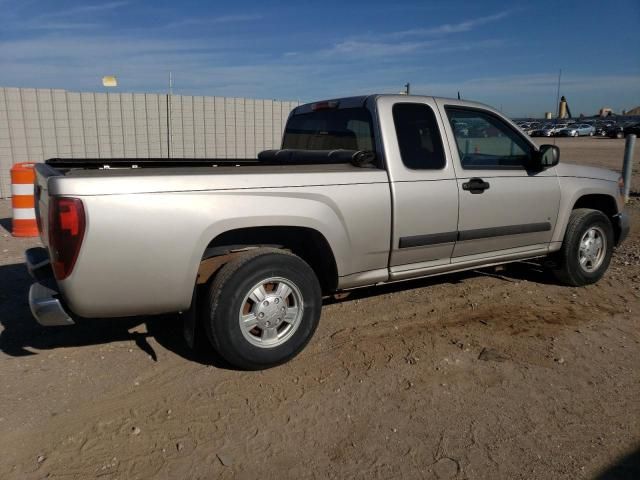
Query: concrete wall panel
[{"left": 0, "top": 87, "right": 298, "bottom": 197}]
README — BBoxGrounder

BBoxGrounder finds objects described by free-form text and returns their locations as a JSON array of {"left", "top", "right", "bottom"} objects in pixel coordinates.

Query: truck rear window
[{"left": 282, "top": 108, "right": 374, "bottom": 151}]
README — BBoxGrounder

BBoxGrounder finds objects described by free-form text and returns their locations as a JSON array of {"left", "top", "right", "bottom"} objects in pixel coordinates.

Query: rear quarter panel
[{"left": 59, "top": 177, "right": 391, "bottom": 318}]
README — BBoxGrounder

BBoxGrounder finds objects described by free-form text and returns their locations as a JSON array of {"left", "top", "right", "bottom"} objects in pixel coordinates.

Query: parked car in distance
[
  {"left": 524, "top": 122, "right": 542, "bottom": 135},
  {"left": 557, "top": 124, "right": 596, "bottom": 137},
  {"left": 595, "top": 122, "right": 616, "bottom": 136},
  {"left": 452, "top": 120, "right": 470, "bottom": 137},
  {"left": 531, "top": 123, "right": 568, "bottom": 137},
  {"left": 529, "top": 124, "right": 551, "bottom": 137},
  {"left": 517, "top": 122, "right": 542, "bottom": 135},
  {"left": 606, "top": 125, "right": 625, "bottom": 139},
  {"left": 623, "top": 122, "right": 640, "bottom": 137}
]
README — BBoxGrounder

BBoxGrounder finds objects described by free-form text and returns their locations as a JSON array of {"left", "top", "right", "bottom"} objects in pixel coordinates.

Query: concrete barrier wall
[{"left": 0, "top": 87, "right": 299, "bottom": 198}]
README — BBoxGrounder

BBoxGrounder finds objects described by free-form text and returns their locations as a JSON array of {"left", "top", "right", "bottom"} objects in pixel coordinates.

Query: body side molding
[{"left": 399, "top": 222, "right": 552, "bottom": 248}]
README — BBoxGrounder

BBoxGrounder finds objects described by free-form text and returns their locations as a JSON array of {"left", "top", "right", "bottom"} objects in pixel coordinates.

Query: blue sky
[{"left": 1, "top": 0, "right": 638, "bottom": 117}]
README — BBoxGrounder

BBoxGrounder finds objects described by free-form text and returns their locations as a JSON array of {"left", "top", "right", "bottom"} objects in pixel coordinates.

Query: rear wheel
[
  {"left": 203, "top": 248, "right": 322, "bottom": 370},
  {"left": 553, "top": 209, "right": 614, "bottom": 286}
]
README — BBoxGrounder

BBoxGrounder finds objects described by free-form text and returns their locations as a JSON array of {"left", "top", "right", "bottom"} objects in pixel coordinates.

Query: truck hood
[{"left": 555, "top": 162, "right": 619, "bottom": 183}]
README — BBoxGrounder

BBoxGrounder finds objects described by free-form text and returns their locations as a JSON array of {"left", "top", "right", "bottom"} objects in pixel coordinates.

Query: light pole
[
  {"left": 167, "top": 72, "right": 173, "bottom": 158},
  {"left": 101, "top": 76, "right": 118, "bottom": 158}
]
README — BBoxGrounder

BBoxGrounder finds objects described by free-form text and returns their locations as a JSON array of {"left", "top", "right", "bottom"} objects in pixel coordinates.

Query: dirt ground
[{"left": 1, "top": 137, "right": 639, "bottom": 479}]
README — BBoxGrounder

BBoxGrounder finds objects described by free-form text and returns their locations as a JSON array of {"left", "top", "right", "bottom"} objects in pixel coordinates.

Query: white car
[
  {"left": 532, "top": 123, "right": 568, "bottom": 137},
  {"left": 557, "top": 124, "right": 596, "bottom": 137}
]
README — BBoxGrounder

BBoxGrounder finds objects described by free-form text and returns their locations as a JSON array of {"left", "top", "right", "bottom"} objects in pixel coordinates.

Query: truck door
[
  {"left": 437, "top": 101, "right": 560, "bottom": 259},
  {"left": 377, "top": 96, "right": 459, "bottom": 274}
]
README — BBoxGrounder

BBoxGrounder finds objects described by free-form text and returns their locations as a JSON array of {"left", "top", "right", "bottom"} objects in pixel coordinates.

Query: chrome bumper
[{"left": 26, "top": 247, "right": 75, "bottom": 326}]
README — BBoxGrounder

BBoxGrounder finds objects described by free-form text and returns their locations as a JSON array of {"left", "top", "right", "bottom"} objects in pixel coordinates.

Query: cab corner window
[
  {"left": 392, "top": 103, "right": 445, "bottom": 170},
  {"left": 445, "top": 107, "right": 532, "bottom": 169}
]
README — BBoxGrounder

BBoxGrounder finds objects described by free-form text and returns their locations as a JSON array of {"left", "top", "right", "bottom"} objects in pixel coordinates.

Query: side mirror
[{"left": 533, "top": 144, "right": 560, "bottom": 169}]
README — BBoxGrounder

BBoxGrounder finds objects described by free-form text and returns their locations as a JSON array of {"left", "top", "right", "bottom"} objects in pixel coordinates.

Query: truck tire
[
  {"left": 553, "top": 209, "right": 614, "bottom": 286},
  {"left": 203, "top": 248, "right": 322, "bottom": 370}
]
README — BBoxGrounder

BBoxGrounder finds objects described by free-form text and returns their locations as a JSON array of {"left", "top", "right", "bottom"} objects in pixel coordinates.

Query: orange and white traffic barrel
[{"left": 10, "top": 162, "right": 39, "bottom": 237}]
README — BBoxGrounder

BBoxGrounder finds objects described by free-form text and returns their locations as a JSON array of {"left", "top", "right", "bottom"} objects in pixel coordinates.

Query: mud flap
[{"left": 182, "top": 287, "right": 198, "bottom": 349}]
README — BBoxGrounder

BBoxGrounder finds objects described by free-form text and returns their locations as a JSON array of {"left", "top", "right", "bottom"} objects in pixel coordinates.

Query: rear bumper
[
  {"left": 26, "top": 247, "right": 75, "bottom": 326},
  {"left": 614, "top": 211, "right": 630, "bottom": 246}
]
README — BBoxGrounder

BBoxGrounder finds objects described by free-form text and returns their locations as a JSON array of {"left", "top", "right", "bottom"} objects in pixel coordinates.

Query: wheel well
[
  {"left": 573, "top": 194, "right": 617, "bottom": 217},
  {"left": 203, "top": 226, "right": 339, "bottom": 294},
  {"left": 572, "top": 194, "right": 621, "bottom": 241}
]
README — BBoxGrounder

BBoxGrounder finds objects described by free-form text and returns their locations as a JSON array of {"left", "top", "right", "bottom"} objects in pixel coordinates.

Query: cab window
[
  {"left": 445, "top": 107, "right": 533, "bottom": 169},
  {"left": 392, "top": 103, "right": 445, "bottom": 170}
]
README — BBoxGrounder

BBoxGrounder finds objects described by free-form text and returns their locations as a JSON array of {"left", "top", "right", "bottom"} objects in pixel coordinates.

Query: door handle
[{"left": 462, "top": 178, "right": 490, "bottom": 194}]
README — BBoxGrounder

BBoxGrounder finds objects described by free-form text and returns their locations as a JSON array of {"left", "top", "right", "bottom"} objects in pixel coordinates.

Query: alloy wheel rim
[
  {"left": 578, "top": 226, "right": 606, "bottom": 273},
  {"left": 238, "top": 277, "right": 304, "bottom": 348}
]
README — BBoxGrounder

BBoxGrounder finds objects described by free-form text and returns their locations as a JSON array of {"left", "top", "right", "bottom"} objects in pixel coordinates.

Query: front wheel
[
  {"left": 552, "top": 209, "right": 614, "bottom": 286},
  {"left": 203, "top": 248, "right": 322, "bottom": 370}
]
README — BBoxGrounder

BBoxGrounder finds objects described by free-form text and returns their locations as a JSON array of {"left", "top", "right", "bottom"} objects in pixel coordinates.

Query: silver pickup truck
[{"left": 27, "top": 94, "right": 630, "bottom": 369}]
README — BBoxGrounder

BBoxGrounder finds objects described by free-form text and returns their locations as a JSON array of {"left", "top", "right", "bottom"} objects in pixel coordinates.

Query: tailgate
[{"left": 34, "top": 163, "right": 63, "bottom": 247}]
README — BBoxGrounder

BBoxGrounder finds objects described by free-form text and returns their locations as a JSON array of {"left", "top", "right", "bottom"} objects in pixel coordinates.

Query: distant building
[
  {"left": 545, "top": 112, "right": 553, "bottom": 119},
  {"left": 624, "top": 106, "right": 640, "bottom": 116},
  {"left": 599, "top": 107, "right": 614, "bottom": 117},
  {"left": 558, "top": 96, "right": 571, "bottom": 119}
]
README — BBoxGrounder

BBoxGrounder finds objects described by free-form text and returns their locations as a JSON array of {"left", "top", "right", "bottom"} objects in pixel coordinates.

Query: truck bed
[
  {"left": 45, "top": 157, "right": 261, "bottom": 172},
  {"left": 45, "top": 149, "right": 377, "bottom": 174},
  {"left": 59, "top": 162, "right": 366, "bottom": 178},
  {"left": 37, "top": 152, "right": 387, "bottom": 197}
]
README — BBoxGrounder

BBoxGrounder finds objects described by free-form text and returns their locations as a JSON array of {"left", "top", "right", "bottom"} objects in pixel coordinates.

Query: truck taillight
[{"left": 48, "top": 197, "right": 85, "bottom": 280}]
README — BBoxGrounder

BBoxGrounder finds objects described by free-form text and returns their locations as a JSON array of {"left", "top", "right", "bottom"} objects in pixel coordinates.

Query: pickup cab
[{"left": 27, "top": 94, "right": 630, "bottom": 369}]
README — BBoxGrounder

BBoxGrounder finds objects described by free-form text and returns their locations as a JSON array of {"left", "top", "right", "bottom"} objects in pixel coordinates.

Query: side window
[
  {"left": 392, "top": 103, "right": 446, "bottom": 170},
  {"left": 445, "top": 107, "right": 533, "bottom": 169}
]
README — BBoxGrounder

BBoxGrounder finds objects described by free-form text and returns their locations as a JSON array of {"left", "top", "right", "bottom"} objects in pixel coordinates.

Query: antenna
[
  {"left": 554, "top": 69, "right": 562, "bottom": 118},
  {"left": 553, "top": 69, "right": 562, "bottom": 145}
]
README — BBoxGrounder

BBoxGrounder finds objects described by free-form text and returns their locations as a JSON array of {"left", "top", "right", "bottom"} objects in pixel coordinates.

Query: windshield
[{"left": 282, "top": 107, "right": 374, "bottom": 151}]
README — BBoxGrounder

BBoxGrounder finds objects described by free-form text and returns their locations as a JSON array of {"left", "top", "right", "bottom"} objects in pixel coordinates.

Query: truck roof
[{"left": 292, "top": 94, "right": 495, "bottom": 116}]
